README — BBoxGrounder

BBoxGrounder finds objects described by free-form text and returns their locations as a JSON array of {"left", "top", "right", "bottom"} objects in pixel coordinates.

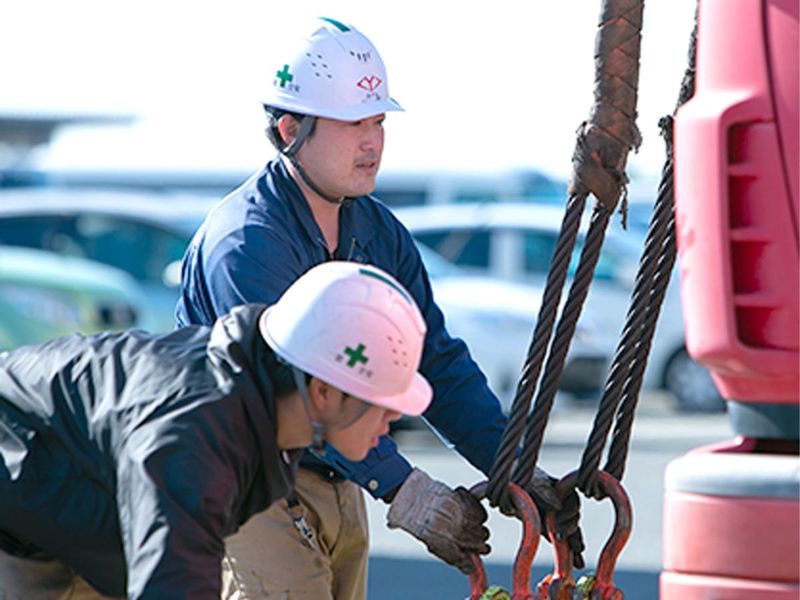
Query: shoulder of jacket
[{"left": 356, "top": 195, "right": 409, "bottom": 232}]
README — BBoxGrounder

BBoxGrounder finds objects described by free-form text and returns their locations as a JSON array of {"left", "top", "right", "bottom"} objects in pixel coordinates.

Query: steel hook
[
  {"left": 535, "top": 509, "right": 575, "bottom": 599},
  {"left": 467, "top": 481, "right": 541, "bottom": 600},
  {"left": 536, "top": 470, "right": 632, "bottom": 599}
]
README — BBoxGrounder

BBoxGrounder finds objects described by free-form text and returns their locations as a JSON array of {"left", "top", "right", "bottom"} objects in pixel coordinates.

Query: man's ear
[
  {"left": 307, "top": 377, "right": 333, "bottom": 414},
  {"left": 276, "top": 114, "right": 298, "bottom": 147}
]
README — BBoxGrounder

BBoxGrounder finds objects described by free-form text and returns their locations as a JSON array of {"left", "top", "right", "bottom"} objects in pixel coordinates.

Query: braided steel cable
[
  {"left": 604, "top": 198, "right": 677, "bottom": 481},
  {"left": 487, "top": 0, "right": 645, "bottom": 500},
  {"left": 578, "top": 11, "right": 697, "bottom": 493},
  {"left": 576, "top": 160, "right": 675, "bottom": 498},
  {"left": 486, "top": 193, "right": 587, "bottom": 506},
  {"left": 512, "top": 206, "right": 613, "bottom": 485}
]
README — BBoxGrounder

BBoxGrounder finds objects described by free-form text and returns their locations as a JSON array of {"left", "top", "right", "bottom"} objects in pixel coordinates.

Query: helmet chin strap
[
  {"left": 282, "top": 115, "right": 353, "bottom": 207},
  {"left": 291, "top": 367, "right": 373, "bottom": 455},
  {"left": 292, "top": 367, "right": 327, "bottom": 454}
]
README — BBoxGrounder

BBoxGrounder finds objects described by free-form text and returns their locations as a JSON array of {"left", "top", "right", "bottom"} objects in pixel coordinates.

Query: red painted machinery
[{"left": 663, "top": 0, "right": 799, "bottom": 597}]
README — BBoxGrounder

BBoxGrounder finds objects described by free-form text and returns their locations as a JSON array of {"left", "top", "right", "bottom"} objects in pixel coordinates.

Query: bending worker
[
  {"left": 176, "top": 17, "right": 584, "bottom": 599},
  {"left": 0, "top": 262, "right": 456, "bottom": 599}
]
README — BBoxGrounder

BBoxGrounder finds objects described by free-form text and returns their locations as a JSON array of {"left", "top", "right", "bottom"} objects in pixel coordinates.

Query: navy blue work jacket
[{"left": 176, "top": 157, "right": 507, "bottom": 497}]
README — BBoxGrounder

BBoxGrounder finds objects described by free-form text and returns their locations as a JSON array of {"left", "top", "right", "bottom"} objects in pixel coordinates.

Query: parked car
[
  {"left": 0, "top": 245, "right": 144, "bottom": 350},
  {"left": 0, "top": 188, "right": 213, "bottom": 332},
  {"left": 394, "top": 202, "right": 726, "bottom": 413},
  {"left": 0, "top": 188, "right": 610, "bottom": 411}
]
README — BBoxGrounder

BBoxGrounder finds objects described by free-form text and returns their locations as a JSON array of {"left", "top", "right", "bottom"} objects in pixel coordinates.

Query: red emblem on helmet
[{"left": 356, "top": 75, "right": 383, "bottom": 92}]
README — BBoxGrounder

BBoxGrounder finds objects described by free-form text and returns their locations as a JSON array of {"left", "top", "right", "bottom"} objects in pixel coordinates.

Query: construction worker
[
  {"left": 176, "top": 17, "right": 585, "bottom": 599},
  {"left": 0, "top": 262, "right": 448, "bottom": 599}
]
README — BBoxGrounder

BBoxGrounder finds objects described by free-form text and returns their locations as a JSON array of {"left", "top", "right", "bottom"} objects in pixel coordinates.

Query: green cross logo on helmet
[
  {"left": 275, "top": 65, "right": 294, "bottom": 88},
  {"left": 343, "top": 343, "right": 369, "bottom": 368}
]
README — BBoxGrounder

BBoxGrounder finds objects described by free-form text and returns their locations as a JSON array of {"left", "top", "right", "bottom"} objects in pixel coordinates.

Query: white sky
[{"left": 1, "top": 0, "right": 697, "bottom": 182}]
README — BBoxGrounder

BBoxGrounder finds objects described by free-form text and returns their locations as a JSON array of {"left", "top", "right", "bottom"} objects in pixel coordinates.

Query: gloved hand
[
  {"left": 386, "top": 468, "right": 490, "bottom": 574},
  {"left": 500, "top": 467, "right": 585, "bottom": 569}
]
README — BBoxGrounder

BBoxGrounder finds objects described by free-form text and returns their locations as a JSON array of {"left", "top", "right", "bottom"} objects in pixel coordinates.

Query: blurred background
[
  {"left": 2, "top": 1, "right": 696, "bottom": 177},
  {"left": 1, "top": 2, "right": 732, "bottom": 597}
]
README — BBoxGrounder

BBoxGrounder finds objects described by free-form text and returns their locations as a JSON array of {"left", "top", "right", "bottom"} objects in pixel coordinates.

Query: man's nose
[
  {"left": 385, "top": 409, "right": 402, "bottom": 423},
  {"left": 362, "top": 124, "right": 383, "bottom": 149}
]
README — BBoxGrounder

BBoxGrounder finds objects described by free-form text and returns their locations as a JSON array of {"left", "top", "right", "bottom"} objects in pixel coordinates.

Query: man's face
[
  {"left": 295, "top": 114, "right": 386, "bottom": 198},
  {"left": 325, "top": 396, "right": 400, "bottom": 461}
]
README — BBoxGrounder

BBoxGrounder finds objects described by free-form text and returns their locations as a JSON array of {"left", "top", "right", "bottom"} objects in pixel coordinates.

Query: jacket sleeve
[
  {"left": 392, "top": 224, "right": 508, "bottom": 476},
  {"left": 117, "top": 424, "right": 235, "bottom": 600}
]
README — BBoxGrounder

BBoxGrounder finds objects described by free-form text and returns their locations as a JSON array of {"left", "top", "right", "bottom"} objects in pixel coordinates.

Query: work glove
[
  {"left": 499, "top": 467, "right": 586, "bottom": 570},
  {"left": 557, "top": 487, "right": 585, "bottom": 569},
  {"left": 386, "top": 468, "right": 490, "bottom": 574}
]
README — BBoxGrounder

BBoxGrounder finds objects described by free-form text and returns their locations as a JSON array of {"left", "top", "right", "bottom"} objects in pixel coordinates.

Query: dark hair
[
  {"left": 263, "top": 345, "right": 299, "bottom": 397},
  {"left": 263, "top": 105, "right": 316, "bottom": 151},
  {"left": 263, "top": 345, "right": 316, "bottom": 400}
]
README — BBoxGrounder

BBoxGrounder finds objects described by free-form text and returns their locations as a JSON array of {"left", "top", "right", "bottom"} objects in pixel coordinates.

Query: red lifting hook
[
  {"left": 536, "top": 470, "right": 632, "bottom": 599},
  {"left": 467, "top": 481, "right": 541, "bottom": 600}
]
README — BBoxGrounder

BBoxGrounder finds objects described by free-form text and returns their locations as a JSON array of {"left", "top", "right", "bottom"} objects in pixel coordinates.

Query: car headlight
[{"left": 97, "top": 302, "right": 138, "bottom": 328}]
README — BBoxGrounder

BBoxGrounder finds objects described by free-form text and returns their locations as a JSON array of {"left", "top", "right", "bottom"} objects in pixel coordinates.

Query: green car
[{"left": 0, "top": 245, "right": 146, "bottom": 350}]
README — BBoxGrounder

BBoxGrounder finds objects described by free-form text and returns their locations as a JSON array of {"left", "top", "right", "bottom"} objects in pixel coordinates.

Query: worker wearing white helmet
[
  {"left": 260, "top": 261, "right": 433, "bottom": 459},
  {"left": 261, "top": 16, "right": 403, "bottom": 205},
  {"left": 177, "top": 16, "right": 585, "bottom": 600},
  {"left": 0, "top": 262, "right": 442, "bottom": 598}
]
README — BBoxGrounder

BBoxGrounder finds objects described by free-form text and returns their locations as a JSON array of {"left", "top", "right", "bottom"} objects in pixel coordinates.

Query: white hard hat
[
  {"left": 262, "top": 17, "right": 403, "bottom": 121},
  {"left": 260, "top": 261, "right": 431, "bottom": 416}
]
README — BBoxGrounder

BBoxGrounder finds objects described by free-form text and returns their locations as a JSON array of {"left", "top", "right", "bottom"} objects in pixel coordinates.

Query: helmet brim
[
  {"left": 262, "top": 96, "right": 403, "bottom": 122},
  {"left": 369, "top": 372, "right": 432, "bottom": 417}
]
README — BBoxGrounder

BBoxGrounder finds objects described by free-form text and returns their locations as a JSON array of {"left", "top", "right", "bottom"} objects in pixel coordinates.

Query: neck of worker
[
  {"left": 274, "top": 389, "right": 317, "bottom": 450},
  {"left": 284, "top": 158, "right": 341, "bottom": 255}
]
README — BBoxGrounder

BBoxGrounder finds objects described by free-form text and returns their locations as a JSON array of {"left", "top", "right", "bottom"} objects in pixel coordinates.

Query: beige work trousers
[
  {"left": 0, "top": 470, "right": 368, "bottom": 600},
  {"left": 222, "top": 468, "right": 369, "bottom": 600},
  {"left": 0, "top": 551, "right": 123, "bottom": 600}
]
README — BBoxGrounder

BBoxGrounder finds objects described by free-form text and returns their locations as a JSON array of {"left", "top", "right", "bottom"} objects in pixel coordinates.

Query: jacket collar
[
  {"left": 207, "top": 303, "right": 303, "bottom": 490},
  {"left": 263, "top": 157, "right": 376, "bottom": 255}
]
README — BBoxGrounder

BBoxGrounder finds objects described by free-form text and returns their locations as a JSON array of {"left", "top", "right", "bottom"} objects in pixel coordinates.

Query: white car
[
  {"left": 0, "top": 188, "right": 609, "bottom": 412},
  {"left": 416, "top": 243, "right": 608, "bottom": 411},
  {"left": 394, "top": 202, "right": 726, "bottom": 413}
]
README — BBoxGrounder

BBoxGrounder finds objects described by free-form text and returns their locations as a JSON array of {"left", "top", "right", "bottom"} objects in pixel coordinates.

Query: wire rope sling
[{"left": 462, "top": 0, "right": 701, "bottom": 597}]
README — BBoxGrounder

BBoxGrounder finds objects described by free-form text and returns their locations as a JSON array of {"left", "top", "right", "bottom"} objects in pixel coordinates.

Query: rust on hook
[
  {"left": 468, "top": 481, "right": 541, "bottom": 600},
  {"left": 536, "top": 470, "right": 632, "bottom": 599}
]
